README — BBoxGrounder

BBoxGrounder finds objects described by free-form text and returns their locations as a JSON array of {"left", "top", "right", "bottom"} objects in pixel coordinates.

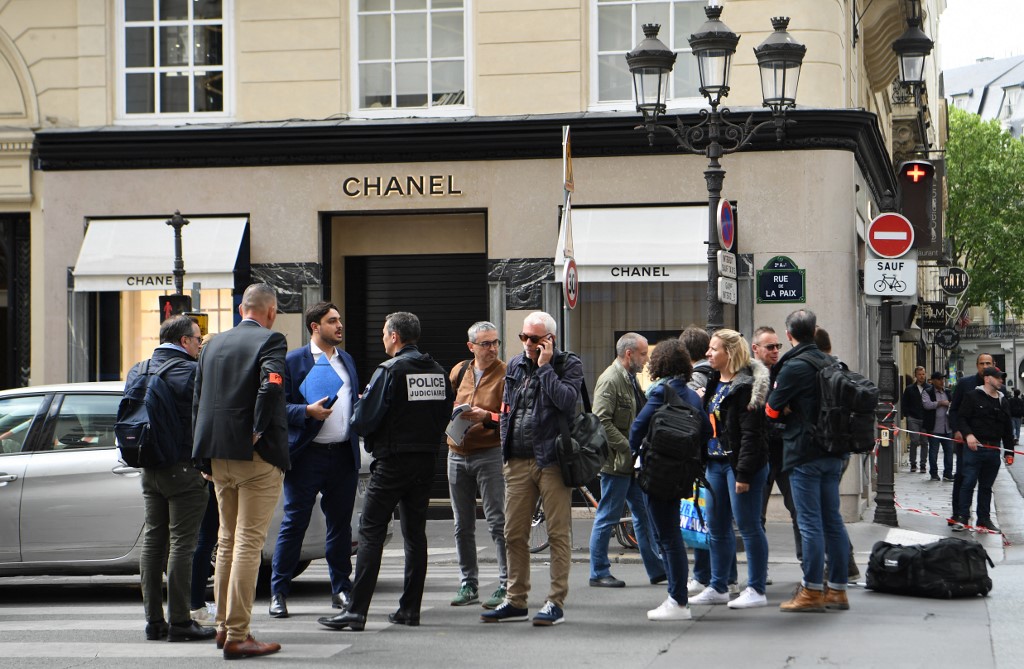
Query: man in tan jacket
[
  {"left": 589, "top": 333, "right": 666, "bottom": 587},
  {"left": 447, "top": 321, "right": 508, "bottom": 609}
]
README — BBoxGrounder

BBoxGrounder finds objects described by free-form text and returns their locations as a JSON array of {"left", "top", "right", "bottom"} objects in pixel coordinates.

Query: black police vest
[{"left": 369, "top": 352, "right": 451, "bottom": 458}]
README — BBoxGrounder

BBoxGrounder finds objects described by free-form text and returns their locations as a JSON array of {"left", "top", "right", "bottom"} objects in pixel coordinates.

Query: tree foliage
[{"left": 946, "top": 107, "right": 1024, "bottom": 320}]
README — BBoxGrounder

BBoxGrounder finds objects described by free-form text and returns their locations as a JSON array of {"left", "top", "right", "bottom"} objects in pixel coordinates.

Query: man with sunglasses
[
  {"left": 482, "top": 312, "right": 581, "bottom": 627},
  {"left": 755, "top": 326, "right": 801, "bottom": 562},
  {"left": 446, "top": 321, "right": 509, "bottom": 610}
]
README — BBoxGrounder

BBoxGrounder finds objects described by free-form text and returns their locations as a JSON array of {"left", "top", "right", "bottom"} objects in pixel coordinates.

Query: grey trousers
[
  {"left": 448, "top": 448, "right": 508, "bottom": 588},
  {"left": 141, "top": 464, "right": 209, "bottom": 625}
]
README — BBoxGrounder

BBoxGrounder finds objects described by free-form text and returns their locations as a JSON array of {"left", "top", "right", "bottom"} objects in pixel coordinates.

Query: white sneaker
[
  {"left": 727, "top": 586, "right": 768, "bottom": 609},
  {"left": 728, "top": 582, "right": 740, "bottom": 595},
  {"left": 686, "top": 578, "right": 706, "bottom": 596},
  {"left": 689, "top": 586, "right": 730, "bottom": 605},
  {"left": 647, "top": 596, "right": 692, "bottom": 621},
  {"left": 191, "top": 601, "right": 217, "bottom": 626}
]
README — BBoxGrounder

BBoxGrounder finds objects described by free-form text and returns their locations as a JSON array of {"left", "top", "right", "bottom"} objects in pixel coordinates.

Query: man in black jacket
[
  {"left": 954, "top": 366, "right": 1014, "bottom": 532},
  {"left": 766, "top": 309, "right": 850, "bottom": 613},
  {"left": 948, "top": 353, "right": 995, "bottom": 527},
  {"left": 901, "top": 367, "right": 927, "bottom": 472},
  {"left": 132, "top": 315, "right": 215, "bottom": 643},
  {"left": 193, "top": 283, "right": 289, "bottom": 660},
  {"left": 319, "top": 311, "right": 453, "bottom": 631}
]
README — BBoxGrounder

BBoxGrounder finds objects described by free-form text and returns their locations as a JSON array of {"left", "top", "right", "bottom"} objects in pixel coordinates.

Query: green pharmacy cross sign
[{"left": 757, "top": 256, "right": 806, "bottom": 304}]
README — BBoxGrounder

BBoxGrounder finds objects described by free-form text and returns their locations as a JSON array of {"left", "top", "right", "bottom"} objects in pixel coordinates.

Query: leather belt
[{"left": 310, "top": 441, "right": 348, "bottom": 449}]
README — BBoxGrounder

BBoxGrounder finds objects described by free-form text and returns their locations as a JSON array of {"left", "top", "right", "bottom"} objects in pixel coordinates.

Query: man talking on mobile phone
[
  {"left": 482, "top": 312, "right": 581, "bottom": 627},
  {"left": 269, "top": 302, "right": 361, "bottom": 618}
]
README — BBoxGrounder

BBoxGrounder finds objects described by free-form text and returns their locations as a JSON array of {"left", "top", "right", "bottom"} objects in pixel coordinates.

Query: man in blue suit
[{"left": 269, "top": 302, "right": 360, "bottom": 617}]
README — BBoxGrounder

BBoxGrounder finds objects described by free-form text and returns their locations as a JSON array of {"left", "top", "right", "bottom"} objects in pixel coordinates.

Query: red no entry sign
[{"left": 867, "top": 213, "right": 915, "bottom": 258}]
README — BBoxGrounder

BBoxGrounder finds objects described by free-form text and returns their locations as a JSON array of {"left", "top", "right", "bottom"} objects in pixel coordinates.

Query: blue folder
[{"left": 298, "top": 354, "right": 344, "bottom": 405}]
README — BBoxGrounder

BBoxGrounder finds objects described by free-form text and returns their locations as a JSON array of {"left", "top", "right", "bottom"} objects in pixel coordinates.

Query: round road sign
[
  {"left": 867, "top": 213, "right": 915, "bottom": 258},
  {"left": 717, "top": 200, "right": 735, "bottom": 252},
  {"left": 562, "top": 257, "right": 579, "bottom": 310}
]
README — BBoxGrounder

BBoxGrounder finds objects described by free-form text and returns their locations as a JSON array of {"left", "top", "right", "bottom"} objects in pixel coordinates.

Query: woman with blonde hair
[{"left": 689, "top": 329, "right": 771, "bottom": 609}]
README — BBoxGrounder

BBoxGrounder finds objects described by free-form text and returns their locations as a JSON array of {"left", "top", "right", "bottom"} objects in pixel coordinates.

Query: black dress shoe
[
  {"left": 332, "top": 591, "right": 351, "bottom": 610},
  {"left": 650, "top": 574, "right": 668, "bottom": 585},
  {"left": 167, "top": 620, "right": 218, "bottom": 642},
  {"left": 387, "top": 610, "right": 420, "bottom": 627},
  {"left": 318, "top": 611, "right": 366, "bottom": 631},
  {"left": 145, "top": 621, "right": 168, "bottom": 641},
  {"left": 589, "top": 575, "right": 626, "bottom": 588},
  {"left": 269, "top": 593, "right": 289, "bottom": 618}
]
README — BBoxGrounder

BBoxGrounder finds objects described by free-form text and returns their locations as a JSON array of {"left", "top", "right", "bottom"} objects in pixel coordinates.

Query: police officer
[{"left": 318, "top": 311, "right": 453, "bottom": 631}]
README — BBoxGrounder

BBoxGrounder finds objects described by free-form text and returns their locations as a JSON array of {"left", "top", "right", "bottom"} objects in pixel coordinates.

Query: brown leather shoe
[
  {"left": 215, "top": 630, "right": 226, "bottom": 649},
  {"left": 779, "top": 586, "right": 825, "bottom": 613},
  {"left": 823, "top": 587, "right": 850, "bottom": 611},
  {"left": 223, "top": 635, "right": 281, "bottom": 660}
]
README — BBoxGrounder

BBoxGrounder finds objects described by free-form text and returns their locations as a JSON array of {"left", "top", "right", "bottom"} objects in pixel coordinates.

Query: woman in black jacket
[{"left": 688, "top": 329, "right": 771, "bottom": 610}]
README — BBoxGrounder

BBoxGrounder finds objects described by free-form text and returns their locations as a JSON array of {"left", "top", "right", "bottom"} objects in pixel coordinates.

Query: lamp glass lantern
[
  {"left": 625, "top": 24, "right": 676, "bottom": 124},
  {"left": 753, "top": 17, "right": 807, "bottom": 114},
  {"left": 687, "top": 4, "right": 740, "bottom": 107},
  {"left": 892, "top": 17, "right": 933, "bottom": 86}
]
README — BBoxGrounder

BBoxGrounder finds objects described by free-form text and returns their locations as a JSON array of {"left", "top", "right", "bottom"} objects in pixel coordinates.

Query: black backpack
[
  {"left": 114, "top": 358, "right": 189, "bottom": 468},
  {"left": 637, "top": 383, "right": 707, "bottom": 502},
  {"left": 796, "top": 353, "right": 879, "bottom": 455},
  {"left": 866, "top": 538, "right": 994, "bottom": 599}
]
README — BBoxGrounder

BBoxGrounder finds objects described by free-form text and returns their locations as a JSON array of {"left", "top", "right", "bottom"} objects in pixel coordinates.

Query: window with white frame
[
  {"left": 1000, "top": 86, "right": 1023, "bottom": 120},
  {"left": 355, "top": 0, "right": 467, "bottom": 111},
  {"left": 594, "top": 0, "right": 706, "bottom": 107},
  {"left": 951, "top": 95, "right": 968, "bottom": 110},
  {"left": 119, "top": 0, "right": 228, "bottom": 118}
]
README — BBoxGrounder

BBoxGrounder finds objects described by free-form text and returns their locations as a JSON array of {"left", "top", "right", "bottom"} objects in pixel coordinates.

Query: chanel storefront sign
[{"left": 343, "top": 175, "right": 463, "bottom": 198}]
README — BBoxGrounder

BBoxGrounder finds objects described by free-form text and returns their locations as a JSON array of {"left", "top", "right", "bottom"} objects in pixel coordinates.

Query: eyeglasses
[
  {"left": 760, "top": 343, "right": 783, "bottom": 351},
  {"left": 518, "top": 333, "right": 551, "bottom": 344},
  {"left": 472, "top": 339, "right": 501, "bottom": 348}
]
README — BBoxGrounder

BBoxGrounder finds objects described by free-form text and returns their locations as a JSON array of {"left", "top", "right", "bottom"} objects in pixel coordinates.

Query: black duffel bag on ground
[
  {"left": 553, "top": 352, "right": 608, "bottom": 487},
  {"left": 865, "top": 537, "right": 994, "bottom": 599}
]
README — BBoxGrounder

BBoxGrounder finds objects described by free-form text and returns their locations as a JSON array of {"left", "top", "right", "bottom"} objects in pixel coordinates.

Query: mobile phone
[{"left": 324, "top": 394, "right": 339, "bottom": 409}]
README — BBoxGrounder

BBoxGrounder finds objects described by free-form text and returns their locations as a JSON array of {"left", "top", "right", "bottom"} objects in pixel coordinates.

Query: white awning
[
  {"left": 73, "top": 217, "right": 248, "bottom": 292},
  {"left": 556, "top": 206, "right": 708, "bottom": 282}
]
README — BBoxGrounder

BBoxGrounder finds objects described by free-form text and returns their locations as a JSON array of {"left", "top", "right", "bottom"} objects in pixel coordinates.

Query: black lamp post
[
  {"left": 626, "top": 6, "right": 805, "bottom": 332},
  {"left": 892, "top": 15, "right": 933, "bottom": 87},
  {"left": 165, "top": 210, "right": 189, "bottom": 295}
]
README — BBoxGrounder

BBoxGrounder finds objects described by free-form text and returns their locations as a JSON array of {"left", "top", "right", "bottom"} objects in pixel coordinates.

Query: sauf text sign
[{"left": 343, "top": 175, "right": 463, "bottom": 198}]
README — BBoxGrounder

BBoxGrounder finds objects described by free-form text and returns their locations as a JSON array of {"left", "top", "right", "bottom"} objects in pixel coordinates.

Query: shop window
[
  {"left": 118, "top": 0, "right": 230, "bottom": 120},
  {"left": 592, "top": 0, "right": 705, "bottom": 109},
  {"left": 354, "top": 0, "right": 468, "bottom": 114},
  {"left": 119, "top": 288, "right": 234, "bottom": 377}
]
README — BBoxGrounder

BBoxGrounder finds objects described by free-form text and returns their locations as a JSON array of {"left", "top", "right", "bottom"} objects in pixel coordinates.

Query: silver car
[{"left": 0, "top": 381, "right": 375, "bottom": 580}]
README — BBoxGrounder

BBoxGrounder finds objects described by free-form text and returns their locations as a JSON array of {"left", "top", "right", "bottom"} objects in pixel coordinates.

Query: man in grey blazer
[{"left": 193, "top": 283, "right": 289, "bottom": 660}]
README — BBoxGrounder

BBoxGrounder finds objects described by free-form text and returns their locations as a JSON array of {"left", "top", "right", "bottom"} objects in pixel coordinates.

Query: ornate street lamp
[
  {"left": 892, "top": 16, "right": 933, "bottom": 87},
  {"left": 626, "top": 6, "right": 805, "bottom": 331}
]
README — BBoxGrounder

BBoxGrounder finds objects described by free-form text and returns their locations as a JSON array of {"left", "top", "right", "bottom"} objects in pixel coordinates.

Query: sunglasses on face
[
  {"left": 518, "top": 333, "right": 551, "bottom": 344},
  {"left": 760, "top": 343, "right": 783, "bottom": 351}
]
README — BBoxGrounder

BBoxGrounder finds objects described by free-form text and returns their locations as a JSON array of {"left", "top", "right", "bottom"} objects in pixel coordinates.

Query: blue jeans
[
  {"left": 958, "top": 447, "right": 1001, "bottom": 523},
  {"left": 190, "top": 482, "right": 219, "bottom": 609},
  {"left": 448, "top": 448, "right": 508, "bottom": 588},
  {"left": 691, "top": 546, "right": 737, "bottom": 586},
  {"left": 589, "top": 473, "right": 665, "bottom": 581},
  {"left": 645, "top": 493, "right": 689, "bottom": 605},
  {"left": 790, "top": 456, "right": 849, "bottom": 591},
  {"left": 928, "top": 435, "right": 953, "bottom": 479},
  {"left": 705, "top": 459, "right": 769, "bottom": 594}
]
